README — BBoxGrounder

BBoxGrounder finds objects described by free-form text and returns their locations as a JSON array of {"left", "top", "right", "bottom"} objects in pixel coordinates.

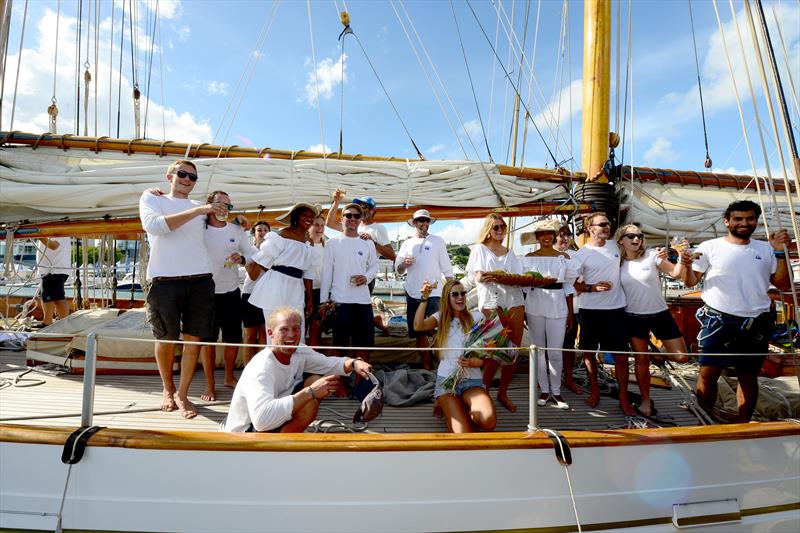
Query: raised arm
[
  {"left": 413, "top": 281, "right": 439, "bottom": 332},
  {"left": 324, "top": 189, "right": 345, "bottom": 231}
]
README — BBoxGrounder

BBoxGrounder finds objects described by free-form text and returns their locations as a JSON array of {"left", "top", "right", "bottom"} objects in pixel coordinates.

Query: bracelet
[
  {"left": 307, "top": 387, "right": 316, "bottom": 400},
  {"left": 420, "top": 298, "right": 429, "bottom": 303},
  {"left": 773, "top": 250, "right": 787, "bottom": 258},
  {"left": 586, "top": 284, "right": 594, "bottom": 293}
]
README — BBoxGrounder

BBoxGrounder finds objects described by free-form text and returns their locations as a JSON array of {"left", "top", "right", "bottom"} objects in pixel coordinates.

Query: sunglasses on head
[
  {"left": 450, "top": 290, "right": 468, "bottom": 297},
  {"left": 343, "top": 212, "right": 362, "bottom": 220},
  {"left": 492, "top": 224, "right": 507, "bottom": 232},
  {"left": 622, "top": 233, "right": 644, "bottom": 240},
  {"left": 175, "top": 169, "right": 198, "bottom": 182},
  {"left": 591, "top": 222, "right": 611, "bottom": 228}
]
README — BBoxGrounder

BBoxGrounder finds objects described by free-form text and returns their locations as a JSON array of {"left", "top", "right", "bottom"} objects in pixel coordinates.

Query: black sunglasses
[
  {"left": 414, "top": 218, "right": 431, "bottom": 224},
  {"left": 175, "top": 169, "right": 198, "bottom": 182},
  {"left": 343, "top": 212, "right": 362, "bottom": 219},
  {"left": 450, "top": 290, "right": 468, "bottom": 297},
  {"left": 492, "top": 224, "right": 507, "bottom": 232},
  {"left": 622, "top": 233, "right": 644, "bottom": 240},
  {"left": 591, "top": 222, "right": 611, "bottom": 228}
]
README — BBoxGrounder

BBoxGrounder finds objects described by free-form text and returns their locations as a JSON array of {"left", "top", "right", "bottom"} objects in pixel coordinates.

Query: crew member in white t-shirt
[
  {"left": 320, "top": 202, "right": 379, "bottom": 361},
  {"left": 396, "top": 209, "right": 454, "bottom": 370},
  {"left": 199, "top": 190, "right": 258, "bottom": 403},
  {"left": 571, "top": 212, "right": 630, "bottom": 413},
  {"left": 682, "top": 200, "right": 791, "bottom": 422},
  {"left": 617, "top": 224, "right": 688, "bottom": 417},
  {"left": 35, "top": 236, "right": 72, "bottom": 324},
  {"left": 139, "top": 159, "right": 224, "bottom": 419}
]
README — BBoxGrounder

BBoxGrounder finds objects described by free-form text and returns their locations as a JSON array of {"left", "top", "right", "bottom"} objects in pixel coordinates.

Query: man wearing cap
[
  {"left": 199, "top": 190, "right": 258, "bottom": 402},
  {"left": 320, "top": 202, "right": 379, "bottom": 360},
  {"left": 396, "top": 209, "right": 454, "bottom": 369},
  {"left": 223, "top": 307, "right": 372, "bottom": 433},
  {"left": 140, "top": 159, "right": 226, "bottom": 419},
  {"left": 35, "top": 236, "right": 72, "bottom": 325},
  {"left": 326, "top": 189, "right": 397, "bottom": 264}
]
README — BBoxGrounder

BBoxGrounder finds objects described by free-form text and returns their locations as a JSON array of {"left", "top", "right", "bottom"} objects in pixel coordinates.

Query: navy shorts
[
  {"left": 332, "top": 302, "right": 374, "bottom": 351},
  {"left": 241, "top": 293, "right": 265, "bottom": 328},
  {"left": 406, "top": 294, "right": 441, "bottom": 338},
  {"left": 146, "top": 274, "right": 215, "bottom": 341},
  {"left": 41, "top": 273, "right": 68, "bottom": 302},
  {"left": 627, "top": 309, "right": 683, "bottom": 341},
  {"left": 578, "top": 307, "right": 629, "bottom": 353},
  {"left": 696, "top": 306, "right": 773, "bottom": 373},
  {"left": 204, "top": 288, "right": 243, "bottom": 343}
]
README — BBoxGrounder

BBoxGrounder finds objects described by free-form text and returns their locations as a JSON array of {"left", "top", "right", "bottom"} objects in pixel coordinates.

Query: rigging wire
[
  {"left": 486, "top": 2, "right": 501, "bottom": 148},
  {"left": 157, "top": 4, "right": 165, "bottom": 139},
  {"left": 390, "top": 0, "right": 469, "bottom": 159},
  {"left": 305, "top": 0, "right": 330, "bottom": 194},
  {"left": 9, "top": 0, "right": 29, "bottom": 132},
  {"left": 449, "top": 0, "right": 493, "bottom": 161},
  {"left": 143, "top": 0, "right": 159, "bottom": 138},
  {"left": 614, "top": 0, "right": 620, "bottom": 135},
  {"left": 337, "top": 10, "right": 348, "bottom": 156},
  {"left": 82, "top": 0, "right": 92, "bottom": 136},
  {"left": 93, "top": 0, "right": 99, "bottom": 136},
  {"left": 49, "top": 0, "right": 61, "bottom": 134},
  {"left": 465, "top": 0, "right": 558, "bottom": 168},
  {"left": 108, "top": 0, "right": 115, "bottom": 136},
  {"left": 116, "top": 0, "right": 126, "bottom": 137},
  {"left": 769, "top": 5, "right": 799, "bottom": 129},
  {"left": 74, "top": 0, "right": 83, "bottom": 135},
  {"left": 688, "top": 0, "right": 713, "bottom": 169}
]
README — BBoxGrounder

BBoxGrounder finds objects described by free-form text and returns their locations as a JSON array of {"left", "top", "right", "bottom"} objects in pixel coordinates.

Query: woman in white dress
[
  {"left": 247, "top": 203, "right": 320, "bottom": 334},
  {"left": 241, "top": 221, "right": 270, "bottom": 364},
  {"left": 414, "top": 279, "right": 496, "bottom": 433},
  {"left": 617, "top": 224, "right": 689, "bottom": 416},
  {"left": 520, "top": 219, "right": 576, "bottom": 410}
]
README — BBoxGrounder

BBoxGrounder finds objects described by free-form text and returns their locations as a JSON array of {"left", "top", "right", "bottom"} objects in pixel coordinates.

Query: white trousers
[{"left": 527, "top": 313, "right": 567, "bottom": 395}]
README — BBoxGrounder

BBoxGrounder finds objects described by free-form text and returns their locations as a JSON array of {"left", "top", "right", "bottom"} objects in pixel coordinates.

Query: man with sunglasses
[
  {"left": 396, "top": 209, "right": 454, "bottom": 370},
  {"left": 571, "top": 212, "right": 630, "bottom": 412},
  {"left": 320, "top": 203, "right": 379, "bottom": 361},
  {"left": 199, "top": 190, "right": 258, "bottom": 403},
  {"left": 139, "top": 160, "right": 227, "bottom": 419},
  {"left": 326, "top": 190, "right": 396, "bottom": 267},
  {"left": 682, "top": 200, "right": 791, "bottom": 422}
]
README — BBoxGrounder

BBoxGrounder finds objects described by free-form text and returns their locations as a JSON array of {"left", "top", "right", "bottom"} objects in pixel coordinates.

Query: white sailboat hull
[{"left": 2, "top": 424, "right": 798, "bottom": 532}]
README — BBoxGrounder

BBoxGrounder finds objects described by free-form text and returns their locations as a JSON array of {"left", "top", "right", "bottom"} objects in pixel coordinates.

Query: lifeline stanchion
[
  {"left": 528, "top": 344, "right": 538, "bottom": 431},
  {"left": 81, "top": 332, "right": 98, "bottom": 427}
]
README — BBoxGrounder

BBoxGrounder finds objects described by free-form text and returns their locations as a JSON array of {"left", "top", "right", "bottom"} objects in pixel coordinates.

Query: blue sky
[{"left": 1, "top": 0, "right": 798, "bottom": 245}]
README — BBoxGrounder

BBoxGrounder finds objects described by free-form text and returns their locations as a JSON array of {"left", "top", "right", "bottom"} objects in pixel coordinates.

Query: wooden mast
[{"left": 581, "top": 0, "right": 612, "bottom": 183}]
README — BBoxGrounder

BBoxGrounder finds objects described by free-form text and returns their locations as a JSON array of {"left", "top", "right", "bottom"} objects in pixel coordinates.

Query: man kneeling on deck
[{"left": 223, "top": 307, "right": 372, "bottom": 433}]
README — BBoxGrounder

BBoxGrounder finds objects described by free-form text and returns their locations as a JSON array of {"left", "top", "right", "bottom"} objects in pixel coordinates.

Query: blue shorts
[
  {"left": 434, "top": 375, "right": 485, "bottom": 398},
  {"left": 696, "top": 306, "right": 773, "bottom": 373}
]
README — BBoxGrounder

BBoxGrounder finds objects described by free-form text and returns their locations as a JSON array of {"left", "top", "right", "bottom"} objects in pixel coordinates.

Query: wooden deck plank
[{"left": 1, "top": 351, "right": 702, "bottom": 433}]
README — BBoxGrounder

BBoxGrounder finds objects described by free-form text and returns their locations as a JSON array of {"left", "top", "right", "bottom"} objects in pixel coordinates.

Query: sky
[{"left": 1, "top": 0, "right": 798, "bottom": 247}]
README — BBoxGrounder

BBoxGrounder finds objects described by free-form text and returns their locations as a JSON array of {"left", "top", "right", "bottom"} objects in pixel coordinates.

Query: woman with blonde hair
[
  {"left": 306, "top": 214, "right": 327, "bottom": 346},
  {"left": 617, "top": 224, "right": 688, "bottom": 416},
  {"left": 466, "top": 213, "right": 549, "bottom": 411},
  {"left": 414, "top": 278, "right": 496, "bottom": 433}
]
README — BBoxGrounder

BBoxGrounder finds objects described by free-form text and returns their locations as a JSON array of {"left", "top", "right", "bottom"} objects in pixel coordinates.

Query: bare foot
[
  {"left": 585, "top": 391, "right": 600, "bottom": 408},
  {"left": 224, "top": 378, "right": 237, "bottom": 388},
  {"left": 620, "top": 400, "right": 637, "bottom": 417},
  {"left": 565, "top": 379, "right": 583, "bottom": 394},
  {"left": 201, "top": 387, "right": 216, "bottom": 402},
  {"left": 638, "top": 398, "right": 653, "bottom": 417},
  {"left": 175, "top": 394, "right": 197, "bottom": 419},
  {"left": 161, "top": 390, "right": 177, "bottom": 412},
  {"left": 498, "top": 393, "right": 517, "bottom": 413}
]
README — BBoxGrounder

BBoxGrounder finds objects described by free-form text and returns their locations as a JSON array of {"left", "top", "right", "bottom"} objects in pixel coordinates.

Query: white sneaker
[
  {"left": 536, "top": 394, "right": 549, "bottom": 406},
  {"left": 553, "top": 396, "right": 570, "bottom": 410}
]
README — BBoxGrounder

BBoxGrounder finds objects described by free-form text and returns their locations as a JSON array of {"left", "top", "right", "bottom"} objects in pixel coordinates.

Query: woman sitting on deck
[
  {"left": 617, "top": 224, "right": 689, "bottom": 417},
  {"left": 414, "top": 279, "right": 496, "bottom": 433}
]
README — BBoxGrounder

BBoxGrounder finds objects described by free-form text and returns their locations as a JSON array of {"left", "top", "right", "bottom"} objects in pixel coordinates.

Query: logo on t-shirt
[
  {"left": 755, "top": 254, "right": 762, "bottom": 260},
  {"left": 229, "top": 238, "right": 236, "bottom": 243},
  {"left": 357, "top": 250, "right": 364, "bottom": 256},
  {"left": 424, "top": 244, "right": 431, "bottom": 251}
]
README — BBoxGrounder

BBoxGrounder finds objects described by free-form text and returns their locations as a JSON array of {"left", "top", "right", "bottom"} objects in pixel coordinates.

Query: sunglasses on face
[
  {"left": 415, "top": 218, "right": 431, "bottom": 224},
  {"left": 622, "top": 233, "right": 644, "bottom": 240},
  {"left": 591, "top": 222, "right": 611, "bottom": 228},
  {"left": 213, "top": 202, "right": 234, "bottom": 210},
  {"left": 450, "top": 290, "right": 468, "bottom": 297},
  {"left": 175, "top": 169, "right": 198, "bottom": 182},
  {"left": 343, "top": 212, "right": 362, "bottom": 220},
  {"left": 492, "top": 224, "right": 507, "bottom": 232}
]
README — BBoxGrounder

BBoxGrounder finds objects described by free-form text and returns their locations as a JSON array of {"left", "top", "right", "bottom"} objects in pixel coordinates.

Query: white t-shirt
[
  {"left": 395, "top": 234, "right": 454, "bottom": 298},
  {"left": 620, "top": 249, "right": 668, "bottom": 315},
  {"left": 359, "top": 222, "right": 390, "bottom": 246},
  {"left": 520, "top": 255, "right": 577, "bottom": 319},
  {"left": 572, "top": 240, "right": 626, "bottom": 310},
  {"left": 434, "top": 310, "right": 484, "bottom": 382},
  {"left": 139, "top": 193, "right": 212, "bottom": 280},
  {"left": 223, "top": 346, "right": 348, "bottom": 432},
  {"left": 248, "top": 233, "right": 316, "bottom": 313},
  {"left": 35, "top": 237, "right": 72, "bottom": 276},
  {"left": 204, "top": 223, "right": 257, "bottom": 294},
  {"left": 320, "top": 234, "right": 379, "bottom": 305},
  {"left": 466, "top": 244, "right": 525, "bottom": 310},
  {"left": 692, "top": 237, "right": 777, "bottom": 318}
]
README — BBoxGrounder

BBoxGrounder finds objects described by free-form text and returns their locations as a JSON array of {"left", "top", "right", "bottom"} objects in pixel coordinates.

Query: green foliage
[
  {"left": 71, "top": 246, "right": 124, "bottom": 266},
  {"left": 447, "top": 244, "right": 471, "bottom": 270}
]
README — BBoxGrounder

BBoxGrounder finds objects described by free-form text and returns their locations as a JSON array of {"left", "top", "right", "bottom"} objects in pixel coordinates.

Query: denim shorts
[
  {"left": 434, "top": 375, "right": 485, "bottom": 398},
  {"left": 696, "top": 305, "right": 773, "bottom": 372}
]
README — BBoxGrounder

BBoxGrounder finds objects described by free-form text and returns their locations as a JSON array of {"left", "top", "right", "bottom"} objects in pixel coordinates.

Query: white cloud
[
  {"left": 643, "top": 137, "right": 678, "bottom": 164},
  {"left": 301, "top": 54, "right": 347, "bottom": 106},
  {"left": 0, "top": 8, "right": 212, "bottom": 143},
  {"left": 154, "top": 0, "right": 182, "bottom": 20},
  {"left": 308, "top": 143, "right": 332, "bottom": 154},
  {"left": 427, "top": 143, "right": 446, "bottom": 155},
  {"left": 176, "top": 26, "right": 191, "bottom": 42},
  {"left": 206, "top": 80, "right": 229, "bottom": 95}
]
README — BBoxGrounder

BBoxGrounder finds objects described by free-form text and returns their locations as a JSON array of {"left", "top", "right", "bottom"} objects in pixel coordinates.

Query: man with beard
[
  {"left": 682, "top": 200, "right": 791, "bottom": 422},
  {"left": 396, "top": 209, "right": 453, "bottom": 370}
]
